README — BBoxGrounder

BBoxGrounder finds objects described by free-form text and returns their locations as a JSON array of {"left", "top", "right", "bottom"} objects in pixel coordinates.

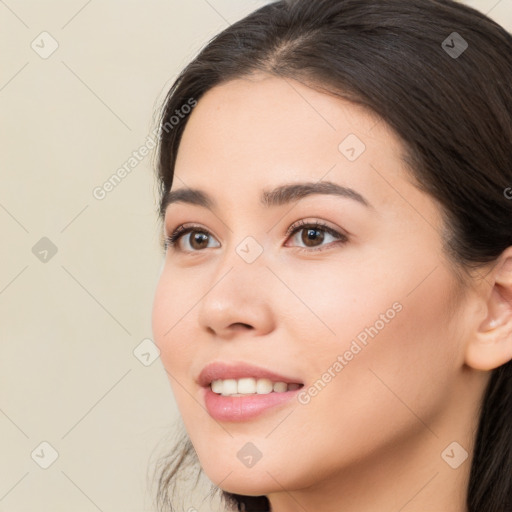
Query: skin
[{"left": 151, "top": 73, "right": 512, "bottom": 512}]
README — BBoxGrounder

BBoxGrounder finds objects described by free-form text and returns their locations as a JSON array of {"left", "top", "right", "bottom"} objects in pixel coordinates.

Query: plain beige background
[{"left": 1, "top": 1, "right": 510, "bottom": 511}]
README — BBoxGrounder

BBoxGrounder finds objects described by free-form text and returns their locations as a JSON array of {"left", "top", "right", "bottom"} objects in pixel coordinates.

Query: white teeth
[
  {"left": 273, "top": 382, "right": 288, "bottom": 393},
  {"left": 220, "top": 379, "right": 237, "bottom": 396},
  {"left": 256, "top": 378, "right": 273, "bottom": 394},
  {"left": 211, "top": 379, "right": 223, "bottom": 394},
  {"left": 237, "top": 377, "right": 256, "bottom": 394},
  {"left": 210, "top": 378, "right": 301, "bottom": 396}
]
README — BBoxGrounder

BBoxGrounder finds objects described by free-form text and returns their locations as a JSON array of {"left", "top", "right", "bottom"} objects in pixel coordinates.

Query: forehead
[
  {"left": 171, "top": 74, "right": 424, "bottom": 216},
  {"left": 179, "top": 74, "right": 395, "bottom": 156},
  {"left": 176, "top": 74, "right": 407, "bottom": 168}
]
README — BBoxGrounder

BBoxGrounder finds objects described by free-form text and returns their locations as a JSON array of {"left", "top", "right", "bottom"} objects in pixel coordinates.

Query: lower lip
[{"left": 203, "top": 386, "right": 301, "bottom": 422}]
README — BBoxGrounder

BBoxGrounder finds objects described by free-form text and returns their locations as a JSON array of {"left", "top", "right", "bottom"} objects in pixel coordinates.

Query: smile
[
  {"left": 198, "top": 361, "right": 304, "bottom": 421},
  {"left": 211, "top": 378, "right": 302, "bottom": 396}
]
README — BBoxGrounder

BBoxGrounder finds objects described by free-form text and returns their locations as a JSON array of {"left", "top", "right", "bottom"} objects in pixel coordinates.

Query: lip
[
  {"left": 198, "top": 361, "right": 304, "bottom": 422},
  {"left": 198, "top": 361, "right": 303, "bottom": 388}
]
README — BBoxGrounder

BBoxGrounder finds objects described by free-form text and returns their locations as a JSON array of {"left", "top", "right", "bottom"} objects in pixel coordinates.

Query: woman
[{"left": 150, "top": 0, "right": 512, "bottom": 510}]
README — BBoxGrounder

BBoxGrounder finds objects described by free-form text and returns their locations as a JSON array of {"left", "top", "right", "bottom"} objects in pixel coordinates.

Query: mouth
[
  {"left": 210, "top": 377, "right": 303, "bottom": 396},
  {"left": 198, "top": 361, "right": 304, "bottom": 421}
]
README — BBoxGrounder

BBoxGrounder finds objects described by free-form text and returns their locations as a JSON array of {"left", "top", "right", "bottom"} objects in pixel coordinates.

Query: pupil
[
  {"left": 304, "top": 228, "right": 324, "bottom": 246},
  {"left": 193, "top": 232, "right": 208, "bottom": 248}
]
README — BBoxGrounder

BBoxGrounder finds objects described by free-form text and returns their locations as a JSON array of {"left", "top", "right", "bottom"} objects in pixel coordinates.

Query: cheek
[
  {"left": 151, "top": 273, "right": 204, "bottom": 428},
  {"left": 296, "top": 268, "right": 461, "bottom": 454},
  {"left": 275, "top": 263, "right": 462, "bottom": 463},
  {"left": 269, "top": 256, "right": 396, "bottom": 367},
  {"left": 151, "top": 272, "right": 197, "bottom": 374}
]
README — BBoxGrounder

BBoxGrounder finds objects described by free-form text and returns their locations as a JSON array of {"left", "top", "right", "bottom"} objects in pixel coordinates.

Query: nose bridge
[
  {"left": 215, "top": 211, "right": 271, "bottom": 277},
  {"left": 210, "top": 231, "right": 270, "bottom": 302},
  {"left": 196, "top": 230, "right": 274, "bottom": 335}
]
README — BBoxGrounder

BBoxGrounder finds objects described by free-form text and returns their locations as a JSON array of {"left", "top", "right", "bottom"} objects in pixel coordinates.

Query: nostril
[{"left": 232, "top": 323, "right": 253, "bottom": 330}]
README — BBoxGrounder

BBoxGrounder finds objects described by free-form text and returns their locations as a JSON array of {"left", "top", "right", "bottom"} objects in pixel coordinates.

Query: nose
[{"left": 196, "top": 261, "right": 276, "bottom": 340}]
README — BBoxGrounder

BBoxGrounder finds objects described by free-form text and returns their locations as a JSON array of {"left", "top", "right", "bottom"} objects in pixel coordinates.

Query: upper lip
[{"left": 198, "top": 361, "right": 303, "bottom": 387}]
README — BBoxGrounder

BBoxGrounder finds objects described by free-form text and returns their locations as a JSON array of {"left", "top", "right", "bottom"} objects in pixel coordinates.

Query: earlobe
[{"left": 464, "top": 249, "right": 512, "bottom": 371}]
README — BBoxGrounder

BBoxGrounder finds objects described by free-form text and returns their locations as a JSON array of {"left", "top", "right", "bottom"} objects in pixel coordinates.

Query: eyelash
[{"left": 164, "top": 219, "right": 349, "bottom": 254}]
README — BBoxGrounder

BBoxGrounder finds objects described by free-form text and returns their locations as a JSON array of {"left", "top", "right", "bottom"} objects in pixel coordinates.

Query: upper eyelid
[{"left": 165, "top": 218, "right": 344, "bottom": 237}]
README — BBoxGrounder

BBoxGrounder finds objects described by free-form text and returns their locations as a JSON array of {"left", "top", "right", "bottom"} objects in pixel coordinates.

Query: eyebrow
[{"left": 162, "top": 180, "right": 373, "bottom": 215}]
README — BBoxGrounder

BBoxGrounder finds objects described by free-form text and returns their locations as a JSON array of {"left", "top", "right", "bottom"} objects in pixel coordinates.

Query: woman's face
[{"left": 152, "top": 74, "right": 481, "bottom": 504}]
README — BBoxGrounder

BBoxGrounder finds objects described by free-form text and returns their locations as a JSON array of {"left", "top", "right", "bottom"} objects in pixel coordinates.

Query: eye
[
  {"left": 164, "top": 224, "right": 220, "bottom": 252},
  {"left": 164, "top": 219, "right": 348, "bottom": 253},
  {"left": 284, "top": 219, "right": 348, "bottom": 253}
]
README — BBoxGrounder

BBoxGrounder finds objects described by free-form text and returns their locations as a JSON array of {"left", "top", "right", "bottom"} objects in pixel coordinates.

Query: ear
[{"left": 465, "top": 247, "right": 512, "bottom": 371}]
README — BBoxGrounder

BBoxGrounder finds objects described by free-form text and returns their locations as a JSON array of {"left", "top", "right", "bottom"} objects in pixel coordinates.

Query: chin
[
  {"left": 210, "top": 475, "right": 275, "bottom": 497},
  {"left": 198, "top": 457, "right": 281, "bottom": 496}
]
